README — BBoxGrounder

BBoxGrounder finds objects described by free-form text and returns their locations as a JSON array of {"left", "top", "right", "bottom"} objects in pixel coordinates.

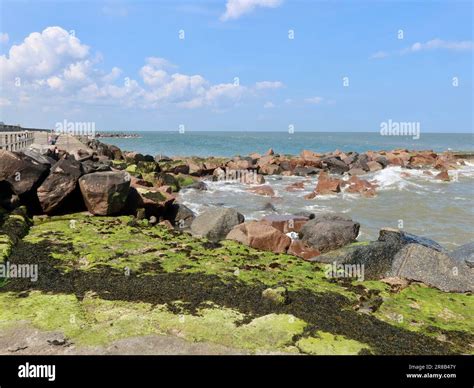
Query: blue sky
[{"left": 0, "top": 0, "right": 472, "bottom": 132}]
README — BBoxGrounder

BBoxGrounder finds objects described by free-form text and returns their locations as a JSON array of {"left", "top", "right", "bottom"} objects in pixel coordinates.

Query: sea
[{"left": 102, "top": 132, "right": 474, "bottom": 249}]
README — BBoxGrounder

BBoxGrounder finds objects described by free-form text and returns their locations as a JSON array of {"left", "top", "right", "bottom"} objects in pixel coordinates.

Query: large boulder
[
  {"left": 79, "top": 171, "right": 131, "bottom": 215},
  {"left": 314, "top": 171, "right": 342, "bottom": 195},
  {"left": 0, "top": 150, "right": 49, "bottom": 195},
  {"left": 37, "top": 158, "right": 83, "bottom": 214},
  {"left": 388, "top": 244, "right": 473, "bottom": 292},
  {"left": 226, "top": 221, "right": 291, "bottom": 253},
  {"left": 299, "top": 214, "right": 360, "bottom": 253},
  {"left": 316, "top": 229, "right": 473, "bottom": 292},
  {"left": 191, "top": 208, "right": 244, "bottom": 242}
]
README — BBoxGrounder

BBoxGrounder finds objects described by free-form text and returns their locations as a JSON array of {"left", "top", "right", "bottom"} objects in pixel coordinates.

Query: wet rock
[
  {"left": 315, "top": 171, "right": 342, "bottom": 195},
  {"left": 37, "top": 158, "right": 83, "bottom": 214},
  {"left": 435, "top": 170, "right": 450, "bottom": 181},
  {"left": 285, "top": 181, "right": 305, "bottom": 191},
  {"left": 300, "top": 214, "right": 360, "bottom": 253},
  {"left": 79, "top": 171, "right": 131, "bottom": 215},
  {"left": 191, "top": 208, "right": 244, "bottom": 242},
  {"left": 0, "top": 150, "right": 49, "bottom": 195},
  {"left": 226, "top": 220, "right": 291, "bottom": 253},
  {"left": 247, "top": 185, "right": 275, "bottom": 197},
  {"left": 345, "top": 176, "right": 377, "bottom": 197}
]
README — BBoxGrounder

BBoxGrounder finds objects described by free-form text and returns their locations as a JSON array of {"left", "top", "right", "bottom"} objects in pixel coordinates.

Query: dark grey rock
[
  {"left": 37, "top": 158, "right": 83, "bottom": 214},
  {"left": 299, "top": 214, "right": 360, "bottom": 253},
  {"left": 321, "top": 157, "right": 349, "bottom": 174}
]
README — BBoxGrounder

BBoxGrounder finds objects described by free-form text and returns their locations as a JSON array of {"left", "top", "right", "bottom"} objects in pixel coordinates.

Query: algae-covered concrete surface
[{"left": 0, "top": 214, "right": 472, "bottom": 355}]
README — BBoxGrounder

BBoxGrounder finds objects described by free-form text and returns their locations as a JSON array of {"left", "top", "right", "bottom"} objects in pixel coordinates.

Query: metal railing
[{"left": 0, "top": 131, "right": 35, "bottom": 151}]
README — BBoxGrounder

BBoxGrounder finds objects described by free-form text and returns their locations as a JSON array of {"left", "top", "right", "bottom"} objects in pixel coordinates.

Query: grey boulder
[
  {"left": 191, "top": 208, "right": 244, "bottom": 242},
  {"left": 299, "top": 214, "right": 360, "bottom": 253}
]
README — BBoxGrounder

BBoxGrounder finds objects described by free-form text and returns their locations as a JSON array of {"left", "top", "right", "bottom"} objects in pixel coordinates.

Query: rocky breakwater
[{"left": 0, "top": 140, "right": 187, "bottom": 227}]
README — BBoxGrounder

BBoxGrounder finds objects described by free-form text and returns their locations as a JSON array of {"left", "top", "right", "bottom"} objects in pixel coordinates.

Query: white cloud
[
  {"left": 372, "top": 39, "right": 473, "bottom": 59},
  {"left": 255, "top": 80, "right": 284, "bottom": 90},
  {"left": 1, "top": 26, "right": 279, "bottom": 112},
  {"left": 305, "top": 96, "right": 324, "bottom": 104},
  {"left": 263, "top": 101, "right": 275, "bottom": 108},
  {"left": 0, "top": 26, "right": 89, "bottom": 80},
  {"left": 405, "top": 39, "right": 473, "bottom": 53},
  {"left": 0, "top": 32, "right": 9, "bottom": 44},
  {"left": 370, "top": 51, "right": 388, "bottom": 59},
  {"left": 221, "top": 0, "right": 283, "bottom": 21}
]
